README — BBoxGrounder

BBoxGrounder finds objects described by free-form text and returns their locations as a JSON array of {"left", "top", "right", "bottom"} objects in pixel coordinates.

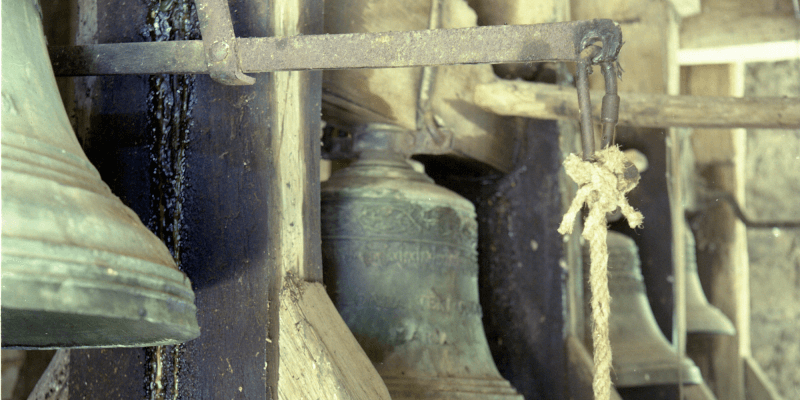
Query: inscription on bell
[
  {"left": 323, "top": 240, "right": 474, "bottom": 273},
  {"left": 320, "top": 150, "right": 522, "bottom": 399},
  {"left": 418, "top": 292, "right": 482, "bottom": 315},
  {"left": 339, "top": 291, "right": 482, "bottom": 317}
]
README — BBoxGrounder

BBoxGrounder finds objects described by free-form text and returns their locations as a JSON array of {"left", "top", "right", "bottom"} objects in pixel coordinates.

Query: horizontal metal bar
[{"left": 50, "top": 20, "right": 619, "bottom": 76}]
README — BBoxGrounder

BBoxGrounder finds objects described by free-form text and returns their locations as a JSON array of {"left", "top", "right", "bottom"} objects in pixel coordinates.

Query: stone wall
[{"left": 745, "top": 59, "right": 800, "bottom": 399}]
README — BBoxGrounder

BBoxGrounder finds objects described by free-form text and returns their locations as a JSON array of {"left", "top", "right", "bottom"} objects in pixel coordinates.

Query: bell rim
[
  {"left": 1, "top": 237, "right": 200, "bottom": 348},
  {"left": 382, "top": 375, "right": 523, "bottom": 399},
  {"left": 685, "top": 305, "right": 737, "bottom": 336},
  {"left": 612, "top": 357, "right": 704, "bottom": 387}
]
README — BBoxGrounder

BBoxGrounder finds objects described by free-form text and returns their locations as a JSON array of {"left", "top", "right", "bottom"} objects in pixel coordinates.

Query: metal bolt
[{"left": 210, "top": 41, "right": 229, "bottom": 62}]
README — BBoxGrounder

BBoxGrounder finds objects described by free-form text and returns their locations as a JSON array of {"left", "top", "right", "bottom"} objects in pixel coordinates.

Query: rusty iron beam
[{"left": 50, "top": 19, "right": 621, "bottom": 76}]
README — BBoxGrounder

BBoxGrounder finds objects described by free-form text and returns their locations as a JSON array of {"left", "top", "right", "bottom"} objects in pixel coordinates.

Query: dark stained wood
[{"left": 56, "top": 0, "right": 321, "bottom": 398}]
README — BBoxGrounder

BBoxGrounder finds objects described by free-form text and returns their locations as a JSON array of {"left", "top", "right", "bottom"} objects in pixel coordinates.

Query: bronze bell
[
  {"left": 684, "top": 225, "right": 736, "bottom": 335},
  {"left": 321, "top": 149, "right": 522, "bottom": 399},
  {"left": 1, "top": 0, "right": 199, "bottom": 348},
  {"left": 586, "top": 232, "right": 703, "bottom": 387}
]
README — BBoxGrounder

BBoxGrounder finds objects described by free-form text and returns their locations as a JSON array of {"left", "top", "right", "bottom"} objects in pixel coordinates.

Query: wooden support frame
[
  {"left": 473, "top": 81, "right": 800, "bottom": 129},
  {"left": 682, "top": 62, "right": 750, "bottom": 400}
]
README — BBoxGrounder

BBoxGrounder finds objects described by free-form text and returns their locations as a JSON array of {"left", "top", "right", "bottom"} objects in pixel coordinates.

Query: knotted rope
[{"left": 559, "top": 145, "right": 643, "bottom": 400}]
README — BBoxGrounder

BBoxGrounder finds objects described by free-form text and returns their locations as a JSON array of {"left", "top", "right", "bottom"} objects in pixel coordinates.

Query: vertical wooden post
[
  {"left": 268, "top": 0, "right": 323, "bottom": 283},
  {"left": 683, "top": 63, "right": 749, "bottom": 400},
  {"left": 269, "top": 0, "right": 390, "bottom": 398}
]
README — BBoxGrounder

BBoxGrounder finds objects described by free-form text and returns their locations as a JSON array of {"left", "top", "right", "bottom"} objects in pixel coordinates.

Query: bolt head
[{"left": 210, "top": 41, "right": 230, "bottom": 62}]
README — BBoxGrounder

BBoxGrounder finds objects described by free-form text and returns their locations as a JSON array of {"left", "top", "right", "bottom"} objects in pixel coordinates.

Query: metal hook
[
  {"left": 576, "top": 60, "right": 595, "bottom": 161},
  {"left": 600, "top": 62, "right": 620, "bottom": 149}
]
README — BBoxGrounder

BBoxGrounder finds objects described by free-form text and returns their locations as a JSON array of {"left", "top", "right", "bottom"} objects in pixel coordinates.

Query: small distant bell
[{"left": 584, "top": 232, "right": 703, "bottom": 387}]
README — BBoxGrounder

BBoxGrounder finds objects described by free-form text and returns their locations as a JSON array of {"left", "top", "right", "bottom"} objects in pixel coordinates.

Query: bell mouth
[{"left": 2, "top": 237, "right": 200, "bottom": 349}]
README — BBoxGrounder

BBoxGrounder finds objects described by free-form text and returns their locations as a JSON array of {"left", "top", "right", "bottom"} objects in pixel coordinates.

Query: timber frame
[{"left": 14, "top": 0, "right": 798, "bottom": 399}]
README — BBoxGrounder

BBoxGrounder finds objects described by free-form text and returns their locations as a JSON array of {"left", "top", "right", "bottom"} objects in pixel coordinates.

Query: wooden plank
[
  {"left": 27, "top": 350, "right": 69, "bottom": 400},
  {"left": 668, "top": 0, "right": 701, "bottom": 18},
  {"left": 686, "top": 63, "right": 749, "bottom": 400},
  {"left": 269, "top": 0, "right": 323, "bottom": 282},
  {"left": 473, "top": 80, "right": 800, "bottom": 129},
  {"left": 428, "top": 0, "right": 518, "bottom": 173},
  {"left": 681, "top": 12, "right": 800, "bottom": 50},
  {"left": 321, "top": 0, "right": 517, "bottom": 173},
  {"left": 270, "top": 2, "right": 389, "bottom": 397},
  {"left": 466, "top": 0, "right": 569, "bottom": 78},
  {"left": 678, "top": 41, "right": 800, "bottom": 65},
  {"left": 277, "top": 278, "right": 391, "bottom": 399},
  {"left": 743, "top": 356, "right": 784, "bottom": 400}
]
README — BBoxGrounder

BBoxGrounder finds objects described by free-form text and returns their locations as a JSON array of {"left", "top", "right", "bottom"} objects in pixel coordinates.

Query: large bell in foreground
[
  {"left": 321, "top": 150, "right": 522, "bottom": 399},
  {"left": 1, "top": 0, "right": 199, "bottom": 348},
  {"left": 684, "top": 225, "right": 736, "bottom": 335},
  {"left": 586, "top": 232, "right": 703, "bottom": 387}
]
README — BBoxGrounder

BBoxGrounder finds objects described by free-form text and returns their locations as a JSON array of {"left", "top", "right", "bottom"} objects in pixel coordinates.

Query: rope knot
[{"left": 558, "top": 145, "right": 643, "bottom": 400}]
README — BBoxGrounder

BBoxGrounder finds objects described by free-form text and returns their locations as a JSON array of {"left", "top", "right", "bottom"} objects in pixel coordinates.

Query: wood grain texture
[
  {"left": 321, "top": 0, "right": 516, "bottom": 172},
  {"left": 474, "top": 80, "right": 800, "bottom": 129},
  {"left": 277, "top": 279, "right": 391, "bottom": 400},
  {"left": 743, "top": 356, "right": 784, "bottom": 400},
  {"left": 687, "top": 64, "right": 749, "bottom": 400},
  {"left": 681, "top": 11, "right": 800, "bottom": 50},
  {"left": 429, "top": 0, "right": 515, "bottom": 171},
  {"left": 269, "top": 0, "right": 324, "bottom": 280}
]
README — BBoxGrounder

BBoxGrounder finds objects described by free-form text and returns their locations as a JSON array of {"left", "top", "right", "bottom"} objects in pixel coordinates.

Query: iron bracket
[
  {"left": 196, "top": 0, "right": 254, "bottom": 85},
  {"left": 574, "top": 21, "right": 623, "bottom": 160}
]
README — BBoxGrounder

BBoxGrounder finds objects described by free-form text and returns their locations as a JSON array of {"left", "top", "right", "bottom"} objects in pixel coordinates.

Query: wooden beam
[
  {"left": 743, "top": 356, "right": 785, "bottom": 400},
  {"left": 686, "top": 63, "right": 749, "bottom": 400},
  {"left": 678, "top": 41, "right": 800, "bottom": 65},
  {"left": 669, "top": 0, "right": 701, "bottom": 18},
  {"left": 269, "top": 0, "right": 389, "bottom": 397},
  {"left": 681, "top": 11, "right": 800, "bottom": 50},
  {"left": 269, "top": 0, "right": 323, "bottom": 282},
  {"left": 473, "top": 80, "right": 800, "bottom": 129},
  {"left": 277, "top": 278, "right": 391, "bottom": 399}
]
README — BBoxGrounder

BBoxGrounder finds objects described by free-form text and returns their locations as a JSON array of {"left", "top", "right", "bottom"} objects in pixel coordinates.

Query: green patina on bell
[
  {"left": 1, "top": 0, "right": 199, "bottom": 348},
  {"left": 321, "top": 146, "right": 521, "bottom": 399},
  {"left": 684, "top": 225, "right": 736, "bottom": 336}
]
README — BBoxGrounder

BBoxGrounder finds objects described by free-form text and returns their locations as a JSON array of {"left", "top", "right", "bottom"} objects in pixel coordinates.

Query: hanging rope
[{"left": 559, "top": 145, "right": 643, "bottom": 400}]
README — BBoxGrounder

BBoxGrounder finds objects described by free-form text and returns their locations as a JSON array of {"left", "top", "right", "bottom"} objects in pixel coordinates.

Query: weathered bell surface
[
  {"left": 321, "top": 149, "right": 522, "bottom": 399},
  {"left": 585, "top": 232, "right": 703, "bottom": 387},
  {"left": 1, "top": 0, "right": 200, "bottom": 348},
  {"left": 684, "top": 226, "right": 736, "bottom": 335}
]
